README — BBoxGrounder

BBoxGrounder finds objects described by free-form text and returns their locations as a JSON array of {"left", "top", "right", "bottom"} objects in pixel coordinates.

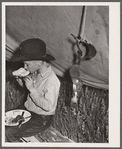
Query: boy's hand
[
  {"left": 16, "top": 77, "right": 23, "bottom": 87},
  {"left": 23, "top": 76, "right": 35, "bottom": 92}
]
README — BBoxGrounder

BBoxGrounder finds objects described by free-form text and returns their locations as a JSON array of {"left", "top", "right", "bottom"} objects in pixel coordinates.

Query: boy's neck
[{"left": 37, "top": 62, "right": 50, "bottom": 75}]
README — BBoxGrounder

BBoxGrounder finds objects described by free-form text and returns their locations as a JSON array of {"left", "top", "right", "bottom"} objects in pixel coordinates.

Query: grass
[{"left": 5, "top": 61, "right": 109, "bottom": 143}]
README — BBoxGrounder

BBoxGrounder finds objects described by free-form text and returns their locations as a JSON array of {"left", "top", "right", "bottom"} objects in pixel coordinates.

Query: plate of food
[{"left": 5, "top": 109, "right": 31, "bottom": 126}]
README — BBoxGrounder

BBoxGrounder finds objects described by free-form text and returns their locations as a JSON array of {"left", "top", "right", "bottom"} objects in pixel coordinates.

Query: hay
[
  {"left": 52, "top": 77, "right": 108, "bottom": 143},
  {"left": 5, "top": 61, "right": 28, "bottom": 111},
  {"left": 5, "top": 61, "right": 108, "bottom": 143}
]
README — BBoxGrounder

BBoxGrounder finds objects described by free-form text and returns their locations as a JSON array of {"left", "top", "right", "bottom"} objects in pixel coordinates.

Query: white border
[
  {"left": 2, "top": 2, "right": 120, "bottom": 147},
  {"left": 1, "top": 2, "right": 117, "bottom": 6},
  {"left": 2, "top": 2, "right": 6, "bottom": 146}
]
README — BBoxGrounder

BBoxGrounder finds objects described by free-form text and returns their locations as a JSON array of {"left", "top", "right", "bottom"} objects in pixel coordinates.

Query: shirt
[{"left": 24, "top": 65, "right": 60, "bottom": 115}]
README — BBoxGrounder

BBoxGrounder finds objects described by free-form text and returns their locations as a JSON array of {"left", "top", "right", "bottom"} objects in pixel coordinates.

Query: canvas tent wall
[{"left": 5, "top": 5, "right": 109, "bottom": 90}]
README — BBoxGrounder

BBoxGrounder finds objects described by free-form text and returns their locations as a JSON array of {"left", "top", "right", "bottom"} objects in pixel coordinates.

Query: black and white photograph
[{"left": 2, "top": 2, "right": 120, "bottom": 148}]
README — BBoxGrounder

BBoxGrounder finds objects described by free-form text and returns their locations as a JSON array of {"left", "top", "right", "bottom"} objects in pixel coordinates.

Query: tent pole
[{"left": 77, "top": 6, "right": 87, "bottom": 40}]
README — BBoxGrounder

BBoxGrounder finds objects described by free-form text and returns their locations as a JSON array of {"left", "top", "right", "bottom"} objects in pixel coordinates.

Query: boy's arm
[
  {"left": 29, "top": 83, "right": 59, "bottom": 111},
  {"left": 24, "top": 76, "right": 60, "bottom": 111}
]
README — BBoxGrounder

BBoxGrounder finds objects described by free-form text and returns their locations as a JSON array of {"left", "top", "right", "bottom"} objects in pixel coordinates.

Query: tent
[{"left": 5, "top": 5, "right": 109, "bottom": 90}]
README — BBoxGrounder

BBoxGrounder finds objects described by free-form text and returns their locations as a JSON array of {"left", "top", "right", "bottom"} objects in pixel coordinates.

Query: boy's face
[{"left": 24, "top": 61, "right": 41, "bottom": 73}]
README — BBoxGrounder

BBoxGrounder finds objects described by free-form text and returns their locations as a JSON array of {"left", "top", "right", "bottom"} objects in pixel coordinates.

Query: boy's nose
[{"left": 24, "top": 64, "right": 27, "bottom": 70}]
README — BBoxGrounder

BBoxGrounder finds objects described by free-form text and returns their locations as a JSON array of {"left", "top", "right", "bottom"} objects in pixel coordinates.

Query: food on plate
[
  {"left": 12, "top": 115, "right": 25, "bottom": 123},
  {"left": 5, "top": 110, "right": 31, "bottom": 126},
  {"left": 5, "top": 117, "right": 14, "bottom": 124},
  {"left": 12, "top": 68, "right": 30, "bottom": 77},
  {"left": 5, "top": 115, "right": 25, "bottom": 125}
]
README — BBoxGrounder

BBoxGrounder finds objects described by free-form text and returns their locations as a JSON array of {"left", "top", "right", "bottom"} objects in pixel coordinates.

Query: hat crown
[
  {"left": 20, "top": 38, "right": 46, "bottom": 56},
  {"left": 11, "top": 38, "right": 55, "bottom": 62}
]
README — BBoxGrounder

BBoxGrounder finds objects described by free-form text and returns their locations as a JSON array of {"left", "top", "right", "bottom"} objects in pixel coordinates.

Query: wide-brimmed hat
[{"left": 11, "top": 38, "right": 55, "bottom": 62}]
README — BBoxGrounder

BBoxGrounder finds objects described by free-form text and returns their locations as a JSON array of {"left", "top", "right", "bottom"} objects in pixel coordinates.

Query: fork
[{"left": 18, "top": 111, "right": 25, "bottom": 128}]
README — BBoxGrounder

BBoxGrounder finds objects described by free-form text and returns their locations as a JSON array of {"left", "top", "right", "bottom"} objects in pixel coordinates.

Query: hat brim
[{"left": 11, "top": 52, "right": 55, "bottom": 62}]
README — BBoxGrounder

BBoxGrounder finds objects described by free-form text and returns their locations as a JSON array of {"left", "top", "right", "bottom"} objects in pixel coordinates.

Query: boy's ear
[{"left": 38, "top": 61, "right": 43, "bottom": 66}]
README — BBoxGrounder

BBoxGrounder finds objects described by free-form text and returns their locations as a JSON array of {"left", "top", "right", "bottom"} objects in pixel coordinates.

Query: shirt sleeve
[{"left": 29, "top": 83, "right": 57, "bottom": 112}]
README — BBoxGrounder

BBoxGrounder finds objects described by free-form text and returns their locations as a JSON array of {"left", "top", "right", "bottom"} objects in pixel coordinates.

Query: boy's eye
[{"left": 24, "top": 64, "right": 28, "bottom": 67}]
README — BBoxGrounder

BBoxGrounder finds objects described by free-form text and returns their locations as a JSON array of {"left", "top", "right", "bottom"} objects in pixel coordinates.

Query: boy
[{"left": 6, "top": 38, "right": 60, "bottom": 138}]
